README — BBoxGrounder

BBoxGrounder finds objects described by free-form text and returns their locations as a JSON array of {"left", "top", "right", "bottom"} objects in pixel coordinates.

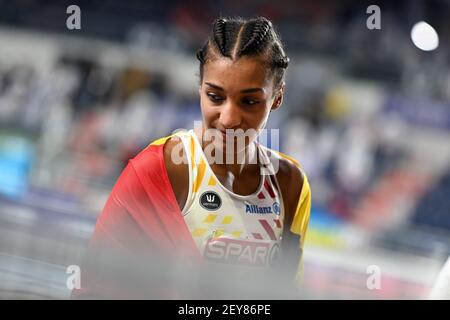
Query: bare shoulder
[
  {"left": 163, "top": 136, "right": 189, "bottom": 210},
  {"left": 163, "top": 135, "right": 186, "bottom": 167},
  {"left": 277, "top": 156, "right": 304, "bottom": 188}
]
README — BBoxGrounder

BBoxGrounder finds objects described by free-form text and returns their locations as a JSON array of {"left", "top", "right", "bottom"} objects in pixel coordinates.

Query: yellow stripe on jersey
[
  {"left": 221, "top": 215, "right": 233, "bottom": 225},
  {"left": 190, "top": 135, "right": 196, "bottom": 169},
  {"left": 231, "top": 231, "right": 242, "bottom": 238},
  {"left": 192, "top": 228, "right": 208, "bottom": 237},
  {"left": 290, "top": 174, "right": 311, "bottom": 248},
  {"left": 208, "top": 175, "right": 217, "bottom": 186},
  {"left": 203, "top": 214, "right": 217, "bottom": 224},
  {"left": 193, "top": 157, "right": 206, "bottom": 193}
]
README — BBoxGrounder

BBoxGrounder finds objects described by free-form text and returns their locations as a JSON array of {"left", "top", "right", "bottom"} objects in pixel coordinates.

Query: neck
[{"left": 195, "top": 126, "right": 260, "bottom": 178}]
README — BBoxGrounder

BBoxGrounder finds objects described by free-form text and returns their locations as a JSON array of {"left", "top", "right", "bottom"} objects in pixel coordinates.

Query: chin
[{"left": 216, "top": 137, "right": 252, "bottom": 155}]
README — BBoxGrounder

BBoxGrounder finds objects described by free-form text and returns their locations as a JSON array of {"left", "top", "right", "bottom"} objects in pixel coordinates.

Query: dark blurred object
[{"left": 413, "top": 170, "right": 450, "bottom": 232}]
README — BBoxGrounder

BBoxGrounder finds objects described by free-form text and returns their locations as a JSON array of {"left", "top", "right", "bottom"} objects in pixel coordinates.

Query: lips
[
  {"left": 216, "top": 128, "right": 237, "bottom": 136},
  {"left": 219, "top": 129, "right": 228, "bottom": 137},
  {"left": 213, "top": 128, "right": 229, "bottom": 139}
]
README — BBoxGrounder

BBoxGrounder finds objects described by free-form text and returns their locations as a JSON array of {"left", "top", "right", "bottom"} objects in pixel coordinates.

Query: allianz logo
[{"left": 245, "top": 202, "right": 280, "bottom": 215}]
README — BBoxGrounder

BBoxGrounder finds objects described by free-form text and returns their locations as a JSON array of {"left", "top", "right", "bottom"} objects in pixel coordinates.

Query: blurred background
[{"left": 0, "top": 0, "right": 449, "bottom": 299}]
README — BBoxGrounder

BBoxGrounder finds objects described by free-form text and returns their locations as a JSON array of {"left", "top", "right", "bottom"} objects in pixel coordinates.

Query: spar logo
[
  {"left": 204, "top": 238, "right": 281, "bottom": 267},
  {"left": 245, "top": 202, "right": 280, "bottom": 215},
  {"left": 200, "top": 191, "right": 221, "bottom": 211}
]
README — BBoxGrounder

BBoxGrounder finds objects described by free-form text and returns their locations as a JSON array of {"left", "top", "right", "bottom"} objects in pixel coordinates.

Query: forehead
[{"left": 203, "top": 56, "right": 273, "bottom": 91}]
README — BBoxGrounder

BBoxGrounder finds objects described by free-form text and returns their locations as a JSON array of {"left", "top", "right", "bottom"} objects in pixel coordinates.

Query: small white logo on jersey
[{"left": 200, "top": 191, "right": 222, "bottom": 210}]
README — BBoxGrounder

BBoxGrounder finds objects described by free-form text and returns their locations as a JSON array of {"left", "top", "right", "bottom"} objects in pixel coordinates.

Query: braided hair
[{"left": 196, "top": 17, "right": 289, "bottom": 91}]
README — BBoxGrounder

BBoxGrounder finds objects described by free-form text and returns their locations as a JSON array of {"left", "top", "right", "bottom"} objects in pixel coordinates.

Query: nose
[{"left": 218, "top": 101, "right": 242, "bottom": 129}]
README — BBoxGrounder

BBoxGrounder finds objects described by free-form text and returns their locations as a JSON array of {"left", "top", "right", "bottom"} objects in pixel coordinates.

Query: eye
[
  {"left": 206, "top": 92, "right": 224, "bottom": 103},
  {"left": 242, "top": 98, "right": 260, "bottom": 106}
]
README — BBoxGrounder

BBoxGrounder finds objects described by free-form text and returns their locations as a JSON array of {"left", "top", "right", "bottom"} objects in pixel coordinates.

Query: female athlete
[{"left": 73, "top": 16, "right": 311, "bottom": 299}]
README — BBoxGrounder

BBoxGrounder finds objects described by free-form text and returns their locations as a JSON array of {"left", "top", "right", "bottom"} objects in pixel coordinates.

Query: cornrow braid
[
  {"left": 239, "top": 18, "right": 272, "bottom": 55},
  {"left": 197, "top": 16, "right": 289, "bottom": 90},
  {"left": 213, "top": 18, "right": 227, "bottom": 56}
]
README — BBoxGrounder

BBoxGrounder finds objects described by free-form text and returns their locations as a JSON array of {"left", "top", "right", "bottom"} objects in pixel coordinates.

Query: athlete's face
[{"left": 199, "top": 56, "right": 284, "bottom": 153}]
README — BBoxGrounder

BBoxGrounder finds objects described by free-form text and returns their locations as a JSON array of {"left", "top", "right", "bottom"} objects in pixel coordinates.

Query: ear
[
  {"left": 198, "top": 83, "right": 203, "bottom": 98},
  {"left": 271, "top": 82, "right": 285, "bottom": 112}
]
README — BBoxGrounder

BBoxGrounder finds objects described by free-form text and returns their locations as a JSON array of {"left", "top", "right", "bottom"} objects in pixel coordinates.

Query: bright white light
[{"left": 411, "top": 21, "right": 439, "bottom": 51}]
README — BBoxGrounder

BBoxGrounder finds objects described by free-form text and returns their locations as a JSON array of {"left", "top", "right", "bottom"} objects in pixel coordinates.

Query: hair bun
[{"left": 275, "top": 56, "right": 289, "bottom": 69}]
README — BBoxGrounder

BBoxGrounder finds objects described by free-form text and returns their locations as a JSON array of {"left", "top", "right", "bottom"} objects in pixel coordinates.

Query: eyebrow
[{"left": 205, "top": 82, "right": 263, "bottom": 93}]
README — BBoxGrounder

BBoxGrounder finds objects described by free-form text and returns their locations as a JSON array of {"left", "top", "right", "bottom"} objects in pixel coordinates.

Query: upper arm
[
  {"left": 276, "top": 157, "right": 311, "bottom": 249},
  {"left": 275, "top": 158, "right": 311, "bottom": 282},
  {"left": 163, "top": 136, "right": 189, "bottom": 212}
]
